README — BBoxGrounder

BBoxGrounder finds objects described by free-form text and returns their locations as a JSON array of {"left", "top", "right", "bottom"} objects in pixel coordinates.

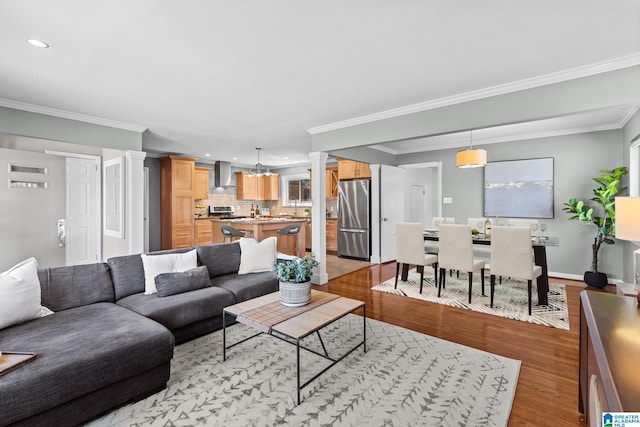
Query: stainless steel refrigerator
[{"left": 338, "top": 179, "right": 370, "bottom": 260}]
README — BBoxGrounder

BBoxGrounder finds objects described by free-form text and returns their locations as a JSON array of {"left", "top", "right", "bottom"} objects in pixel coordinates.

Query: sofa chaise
[{"left": 0, "top": 240, "right": 279, "bottom": 426}]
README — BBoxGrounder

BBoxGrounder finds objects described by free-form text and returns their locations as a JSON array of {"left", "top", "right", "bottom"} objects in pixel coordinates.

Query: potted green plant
[
  {"left": 562, "top": 166, "right": 628, "bottom": 288},
  {"left": 273, "top": 255, "right": 318, "bottom": 306}
]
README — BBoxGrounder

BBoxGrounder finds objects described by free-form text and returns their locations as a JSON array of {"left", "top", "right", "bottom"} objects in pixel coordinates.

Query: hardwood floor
[{"left": 314, "top": 261, "right": 592, "bottom": 427}]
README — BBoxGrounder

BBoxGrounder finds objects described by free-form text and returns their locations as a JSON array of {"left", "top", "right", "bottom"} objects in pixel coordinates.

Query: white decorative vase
[{"left": 279, "top": 280, "right": 311, "bottom": 307}]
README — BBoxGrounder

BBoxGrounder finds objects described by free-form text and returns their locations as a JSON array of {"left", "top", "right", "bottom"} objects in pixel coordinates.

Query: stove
[{"left": 208, "top": 206, "right": 246, "bottom": 219}]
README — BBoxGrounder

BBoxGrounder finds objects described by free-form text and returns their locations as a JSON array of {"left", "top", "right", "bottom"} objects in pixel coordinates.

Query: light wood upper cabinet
[
  {"left": 338, "top": 159, "right": 371, "bottom": 179},
  {"left": 235, "top": 172, "right": 279, "bottom": 200},
  {"left": 160, "top": 156, "right": 196, "bottom": 249},
  {"left": 194, "top": 166, "right": 210, "bottom": 200},
  {"left": 326, "top": 167, "right": 339, "bottom": 198},
  {"left": 261, "top": 174, "right": 280, "bottom": 200},
  {"left": 235, "top": 171, "right": 258, "bottom": 200}
]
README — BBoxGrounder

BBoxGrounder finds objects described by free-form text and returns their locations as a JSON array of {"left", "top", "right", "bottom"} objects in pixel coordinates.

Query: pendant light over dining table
[{"left": 456, "top": 131, "right": 487, "bottom": 168}]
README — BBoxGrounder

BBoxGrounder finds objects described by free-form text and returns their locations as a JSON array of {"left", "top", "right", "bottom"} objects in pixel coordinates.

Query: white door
[
  {"left": 65, "top": 157, "right": 99, "bottom": 265},
  {"left": 0, "top": 148, "right": 65, "bottom": 269},
  {"left": 410, "top": 184, "right": 425, "bottom": 226},
  {"left": 380, "top": 165, "right": 405, "bottom": 263}
]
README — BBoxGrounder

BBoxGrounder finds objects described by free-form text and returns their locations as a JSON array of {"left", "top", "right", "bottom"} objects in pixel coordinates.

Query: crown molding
[
  {"left": 369, "top": 123, "right": 624, "bottom": 155},
  {"left": 620, "top": 105, "right": 640, "bottom": 127},
  {"left": 308, "top": 54, "right": 640, "bottom": 135},
  {"left": 0, "top": 98, "right": 148, "bottom": 133}
]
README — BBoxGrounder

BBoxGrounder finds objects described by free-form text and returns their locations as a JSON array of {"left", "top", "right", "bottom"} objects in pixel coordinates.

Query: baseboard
[{"left": 548, "top": 271, "right": 624, "bottom": 285}]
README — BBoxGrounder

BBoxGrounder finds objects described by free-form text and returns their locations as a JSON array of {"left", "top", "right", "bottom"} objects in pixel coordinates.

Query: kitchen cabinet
[
  {"left": 160, "top": 156, "right": 196, "bottom": 249},
  {"left": 338, "top": 159, "right": 371, "bottom": 179},
  {"left": 262, "top": 173, "right": 279, "bottom": 200},
  {"left": 579, "top": 291, "right": 640, "bottom": 426},
  {"left": 195, "top": 219, "right": 213, "bottom": 245},
  {"left": 304, "top": 218, "right": 338, "bottom": 253},
  {"left": 194, "top": 166, "right": 210, "bottom": 200},
  {"left": 235, "top": 171, "right": 279, "bottom": 200},
  {"left": 305, "top": 221, "right": 311, "bottom": 250},
  {"left": 326, "top": 218, "right": 338, "bottom": 251},
  {"left": 325, "top": 166, "right": 339, "bottom": 199}
]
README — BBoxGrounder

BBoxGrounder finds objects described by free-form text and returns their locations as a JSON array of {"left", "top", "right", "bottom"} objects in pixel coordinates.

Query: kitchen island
[{"left": 211, "top": 218, "right": 308, "bottom": 258}]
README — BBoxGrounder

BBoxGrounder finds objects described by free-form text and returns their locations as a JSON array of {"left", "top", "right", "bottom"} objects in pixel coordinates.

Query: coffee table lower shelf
[{"left": 222, "top": 291, "right": 366, "bottom": 405}]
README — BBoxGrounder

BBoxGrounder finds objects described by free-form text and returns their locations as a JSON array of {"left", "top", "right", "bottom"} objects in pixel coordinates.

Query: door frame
[
  {"left": 400, "top": 161, "right": 442, "bottom": 222},
  {"left": 45, "top": 150, "right": 102, "bottom": 263}
]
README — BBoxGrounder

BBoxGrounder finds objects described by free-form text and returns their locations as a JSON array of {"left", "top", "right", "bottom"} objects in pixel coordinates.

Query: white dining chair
[
  {"left": 489, "top": 226, "right": 542, "bottom": 315},
  {"left": 437, "top": 224, "right": 485, "bottom": 303},
  {"left": 466, "top": 217, "right": 494, "bottom": 261},
  {"left": 432, "top": 216, "right": 455, "bottom": 228},
  {"left": 425, "top": 216, "right": 455, "bottom": 255},
  {"left": 507, "top": 218, "right": 539, "bottom": 235},
  {"left": 396, "top": 222, "right": 438, "bottom": 294}
]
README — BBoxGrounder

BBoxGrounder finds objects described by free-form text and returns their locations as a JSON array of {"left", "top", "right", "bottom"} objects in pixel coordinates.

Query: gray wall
[
  {"left": 398, "top": 129, "right": 626, "bottom": 280},
  {"left": 0, "top": 107, "right": 142, "bottom": 151},
  {"left": 312, "top": 66, "right": 640, "bottom": 152},
  {"left": 0, "top": 107, "right": 145, "bottom": 260},
  {"left": 621, "top": 110, "right": 640, "bottom": 283}
]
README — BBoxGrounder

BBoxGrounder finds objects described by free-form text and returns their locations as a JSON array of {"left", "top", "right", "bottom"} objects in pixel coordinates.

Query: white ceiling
[{"left": 1, "top": 1, "right": 639, "bottom": 167}]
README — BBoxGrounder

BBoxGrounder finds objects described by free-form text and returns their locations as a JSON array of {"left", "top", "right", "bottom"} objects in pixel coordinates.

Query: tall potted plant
[
  {"left": 273, "top": 255, "right": 318, "bottom": 307},
  {"left": 562, "top": 166, "right": 628, "bottom": 288}
]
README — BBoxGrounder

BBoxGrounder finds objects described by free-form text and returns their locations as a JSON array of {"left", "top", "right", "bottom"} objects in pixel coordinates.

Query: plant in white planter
[{"left": 273, "top": 256, "right": 318, "bottom": 307}]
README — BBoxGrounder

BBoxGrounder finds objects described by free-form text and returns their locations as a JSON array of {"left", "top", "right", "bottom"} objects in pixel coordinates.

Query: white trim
[
  {"left": 44, "top": 150, "right": 101, "bottom": 160},
  {"left": 367, "top": 123, "right": 629, "bottom": 155},
  {"left": 549, "top": 271, "right": 623, "bottom": 285},
  {"left": 126, "top": 150, "right": 147, "bottom": 254},
  {"left": 308, "top": 54, "right": 640, "bottom": 135},
  {"left": 620, "top": 105, "right": 640, "bottom": 127},
  {"left": 45, "top": 150, "right": 102, "bottom": 263},
  {"left": 144, "top": 167, "right": 150, "bottom": 253},
  {"left": 280, "top": 173, "right": 312, "bottom": 207},
  {"left": 104, "top": 157, "right": 125, "bottom": 239},
  {"left": 0, "top": 98, "right": 147, "bottom": 133}
]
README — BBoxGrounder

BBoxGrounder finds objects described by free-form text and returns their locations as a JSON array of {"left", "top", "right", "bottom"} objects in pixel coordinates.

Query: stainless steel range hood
[{"left": 214, "top": 161, "right": 234, "bottom": 187}]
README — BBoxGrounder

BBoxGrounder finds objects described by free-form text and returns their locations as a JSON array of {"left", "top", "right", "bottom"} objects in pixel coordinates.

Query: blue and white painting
[{"left": 484, "top": 158, "right": 554, "bottom": 218}]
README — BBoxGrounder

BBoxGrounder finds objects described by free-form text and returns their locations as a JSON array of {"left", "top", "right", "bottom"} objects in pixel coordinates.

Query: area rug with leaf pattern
[
  {"left": 372, "top": 270, "right": 569, "bottom": 330},
  {"left": 88, "top": 315, "right": 520, "bottom": 426}
]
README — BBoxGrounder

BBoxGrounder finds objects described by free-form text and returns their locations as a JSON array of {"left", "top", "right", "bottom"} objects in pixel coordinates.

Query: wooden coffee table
[{"left": 223, "top": 290, "right": 366, "bottom": 404}]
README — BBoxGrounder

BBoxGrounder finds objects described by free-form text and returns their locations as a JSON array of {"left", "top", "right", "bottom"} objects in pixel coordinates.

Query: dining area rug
[{"left": 372, "top": 270, "right": 569, "bottom": 330}]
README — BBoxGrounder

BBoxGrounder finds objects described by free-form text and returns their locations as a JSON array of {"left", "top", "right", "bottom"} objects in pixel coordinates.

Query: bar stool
[
  {"left": 220, "top": 225, "right": 245, "bottom": 242},
  {"left": 277, "top": 223, "right": 301, "bottom": 256}
]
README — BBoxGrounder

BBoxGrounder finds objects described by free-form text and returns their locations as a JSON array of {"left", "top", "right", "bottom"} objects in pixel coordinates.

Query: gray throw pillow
[{"left": 154, "top": 266, "right": 211, "bottom": 297}]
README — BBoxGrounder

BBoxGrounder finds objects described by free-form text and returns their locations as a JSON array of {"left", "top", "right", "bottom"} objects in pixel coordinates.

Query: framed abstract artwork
[{"left": 484, "top": 158, "right": 554, "bottom": 219}]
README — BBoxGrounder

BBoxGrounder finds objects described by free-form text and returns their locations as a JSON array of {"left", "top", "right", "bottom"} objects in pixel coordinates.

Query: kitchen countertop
[{"left": 210, "top": 218, "right": 307, "bottom": 225}]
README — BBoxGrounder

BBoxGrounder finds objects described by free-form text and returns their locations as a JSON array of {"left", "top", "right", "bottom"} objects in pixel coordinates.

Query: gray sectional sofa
[{"left": 0, "top": 241, "right": 279, "bottom": 427}]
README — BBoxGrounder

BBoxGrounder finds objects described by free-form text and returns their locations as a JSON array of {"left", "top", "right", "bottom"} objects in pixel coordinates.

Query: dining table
[{"left": 416, "top": 231, "right": 559, "bottom": 306}]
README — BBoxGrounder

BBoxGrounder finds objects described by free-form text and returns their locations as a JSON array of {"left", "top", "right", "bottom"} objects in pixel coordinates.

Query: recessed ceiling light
[
  {"left": 27, "top": 39, "right": 49, "bottom": 48},
  {"left": 232, "top": 157, "right": 238, "bottom": 160},
  {"left": 205, "top": 153, "right": 210, "bottom": 157},
  {"left": 283, "top": 157, "right": 289, "bottom": 160}
]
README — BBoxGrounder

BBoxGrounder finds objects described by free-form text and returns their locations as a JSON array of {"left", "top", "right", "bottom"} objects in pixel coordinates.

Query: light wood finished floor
[
  {"left": 325, "top": 254, "right": 371, "bottom": 280},
  {"left": 314, "top": 261, "right": 593, "bottom": 427}
]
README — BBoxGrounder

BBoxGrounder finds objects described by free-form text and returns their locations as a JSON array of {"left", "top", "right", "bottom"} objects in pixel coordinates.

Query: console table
[{"left": 579, "top": 290, "right": 640, "bottom": 426}]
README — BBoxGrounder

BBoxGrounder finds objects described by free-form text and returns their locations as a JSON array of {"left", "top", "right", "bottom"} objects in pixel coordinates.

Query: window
[{"left": 281, "top": 174, "right": 312, "bottom": 206}]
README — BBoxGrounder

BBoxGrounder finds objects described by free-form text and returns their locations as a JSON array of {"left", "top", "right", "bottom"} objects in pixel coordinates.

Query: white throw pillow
[
  {"left": 141, "top": 249, "right": 197, "bottom": 295},
  {"left": 238, "top": 237, "right": 277, "bottom": 274},
  {"left": 0, "top": 257, "right": 54, "bottom": 330}
]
